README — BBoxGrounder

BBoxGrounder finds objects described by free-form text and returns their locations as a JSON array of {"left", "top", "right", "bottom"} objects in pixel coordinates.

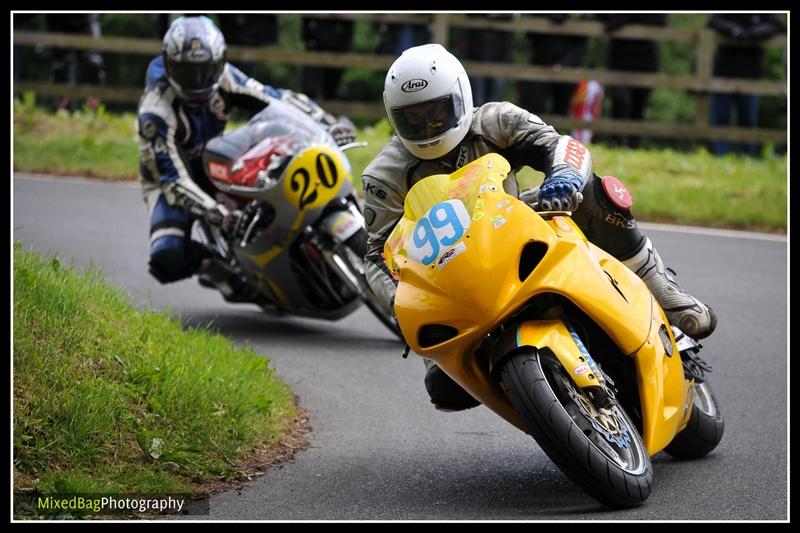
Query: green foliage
[
  {"left": 13, "top": 100, "right": 140, "bottom": 179},
  {"left": 12, "top": 88, "right": 786, "bottom": 231},
  {"left": 13, "top": 243, "right": 297, "bottom": 496},
  {"left": 516, "top": 143, "right": 786, "bottom": 231},
  {"left": 15, "top": 13, "right": 786, "bottom": 132}
]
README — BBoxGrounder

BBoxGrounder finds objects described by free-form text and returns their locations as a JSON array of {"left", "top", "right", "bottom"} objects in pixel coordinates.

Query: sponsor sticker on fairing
[
  {"left": 435, "top": 242, "right": 467, "bottom": 270},
  {"left": 490, "top": 215, "right": 506, "bottom": 229},
  {"left": 207, "top": 161, "right": 229, "bottom": 180}
]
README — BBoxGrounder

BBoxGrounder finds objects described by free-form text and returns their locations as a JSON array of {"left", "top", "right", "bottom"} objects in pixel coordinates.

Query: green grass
[
  {"left": 516, "top": 144, "right": 787, "bottom": 232},
  {"left": 14, "top": 93, "right": 140, "bottom": 180},
  {"left": 13, "top": 243, "right": 297, "bottom": 515},
  {"left": 13, "top": 94, "right": 786, "bottom": 231}
]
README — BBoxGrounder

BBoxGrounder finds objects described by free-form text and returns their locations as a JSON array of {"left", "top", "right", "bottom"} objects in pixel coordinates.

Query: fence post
[
  {"left": 695, "top": 28, "right": 716, "bottom": 132},
  {"left": 432, "top": 14, "right": 450, "bottom": 46}
]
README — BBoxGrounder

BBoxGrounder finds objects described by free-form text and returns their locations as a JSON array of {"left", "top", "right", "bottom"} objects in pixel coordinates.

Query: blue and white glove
[
  {"left": 328, "top": 116, "right": 356, "bottom": 147},
  {"left": 538, "top": 170, "right": 584, "bottom": 211}
]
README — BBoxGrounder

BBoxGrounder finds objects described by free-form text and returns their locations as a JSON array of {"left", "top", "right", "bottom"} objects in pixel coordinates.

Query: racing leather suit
[
  {"left": 137, "top": 57, "right": 344, "bottom": 283},
  {"left": 362, "top": 101, "right": 646, "bottom": 310}
]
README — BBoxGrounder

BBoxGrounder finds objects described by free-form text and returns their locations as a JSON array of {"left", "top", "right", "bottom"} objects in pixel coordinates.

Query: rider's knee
[
  {"left": 149, "top": 235, "right": 200, "bottom": 284},
  {"left": 574, "top": 174, "right": 644, "bottom": 260}
]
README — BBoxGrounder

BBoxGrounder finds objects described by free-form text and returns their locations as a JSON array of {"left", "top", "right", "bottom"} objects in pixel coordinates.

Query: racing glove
[
  {"left": 538, "top": 169, "right": 584, "bottom": 211},
  {"left": 204, "top": 203, "right": 242, "bottom": 238},
  {"left": 328, "top": 116, "right": 357, "bottom": 147}
]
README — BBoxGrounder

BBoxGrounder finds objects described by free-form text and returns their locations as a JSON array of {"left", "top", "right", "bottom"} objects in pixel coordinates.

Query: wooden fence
[{"left": 13, "top": 13, "right": 787, "bottom": 145}]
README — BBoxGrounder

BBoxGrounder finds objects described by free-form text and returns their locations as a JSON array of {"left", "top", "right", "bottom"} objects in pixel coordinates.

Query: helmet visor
[
  {"left": 167, "top": 60, "right": 224, "bottom": 95},
  {"left": 390, "top": 94, "right": 463, "bottom": 142}
]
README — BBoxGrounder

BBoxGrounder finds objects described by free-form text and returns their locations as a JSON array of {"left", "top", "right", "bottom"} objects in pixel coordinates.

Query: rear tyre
[
  {"left": 664, "top": 381, "right": 724, "bottom": 459},
  {"left": 500, "top": 348, "right": 652, "bottom": 508}
]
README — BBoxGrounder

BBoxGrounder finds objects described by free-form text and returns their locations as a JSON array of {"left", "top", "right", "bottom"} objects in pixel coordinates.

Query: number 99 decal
[
  {"left": 283, "top": 146, "right": 349, "bottom": 211},
  {"left": 407, "top": 200, "right": 471, "bottom": 266}
]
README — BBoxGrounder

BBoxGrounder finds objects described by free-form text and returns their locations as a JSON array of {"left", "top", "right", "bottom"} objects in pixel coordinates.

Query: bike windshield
[
  {"left": 208, "top": 98, "right": 350, "bottom": 190},
  {"left": 246, "top": 98, "right": 342, "bottom": 156}
]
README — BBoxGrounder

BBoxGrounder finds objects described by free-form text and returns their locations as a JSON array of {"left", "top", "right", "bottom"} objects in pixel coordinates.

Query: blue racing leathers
[{"left": 137, "top": 57, "right": 340, "bottom": 283}]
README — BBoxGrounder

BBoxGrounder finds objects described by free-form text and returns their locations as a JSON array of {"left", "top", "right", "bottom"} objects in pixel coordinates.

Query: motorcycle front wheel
[{"left": 500, "top": 348, "right": 653, "bottom": 509}]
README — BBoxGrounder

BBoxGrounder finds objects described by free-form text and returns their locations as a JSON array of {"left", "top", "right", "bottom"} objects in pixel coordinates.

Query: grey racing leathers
[{"left": 362, "top": 101, "right": 646, "bottom": 312}]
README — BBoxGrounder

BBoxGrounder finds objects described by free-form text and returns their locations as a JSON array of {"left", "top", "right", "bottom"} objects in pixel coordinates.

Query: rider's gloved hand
[
  {"left": 220, "top": 209, "right": 243, "bottom": 240},
  {"left": 538, "top": 170, "right": 584, "bottom": 211},
  {"left": 328, "top": 116, "right": 356, "bottom": 147},
  {"left": 229, "top": 201, "right": 276, "bottom": 244},
  {"left": 205, "top": 203, "right": 241, "bottom": 238}
]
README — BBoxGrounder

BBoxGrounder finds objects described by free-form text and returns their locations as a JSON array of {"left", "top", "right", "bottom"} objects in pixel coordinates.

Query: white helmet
[{"left": 383, "top": 43, "right": 473, "bottom": 160}]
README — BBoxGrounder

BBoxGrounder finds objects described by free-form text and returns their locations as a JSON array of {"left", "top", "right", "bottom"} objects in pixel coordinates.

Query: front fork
[
  {"left": 491, "top": 318, "right": 618, "bottom": 408},
  {"left": 304, "top": 198, "right": 369, "bottom": 300}
]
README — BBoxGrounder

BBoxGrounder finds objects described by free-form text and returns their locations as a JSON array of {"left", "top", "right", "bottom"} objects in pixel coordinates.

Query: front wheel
[
  {"left": 500, "top": 348, "right": 653, "bottom": 509},
  {"left": 338, "top": 230, "right": 403, "bottom": 341},
  {"left": 664, "top": 381, "right": 724, "bottom": 459}
]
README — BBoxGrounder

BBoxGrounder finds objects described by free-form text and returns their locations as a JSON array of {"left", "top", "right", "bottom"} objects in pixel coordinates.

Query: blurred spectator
[
  {"left": 517, "top": 14, "right": 589, "bottom": 116},
  {"left": 300, "top": 16, "right": 354, "bottom": 100},
  {"left": 461, "top": 14, "right": 514, "bottom": 105},
  {"left": 596, "top": 14, "right": 667, "bottom": 148},
  {"left": 43, "top": 14, "right": 106, "bottom": 110},
  {"left": 375, "top": 19, "right": 431, "bottom": 56},
  {"left": 707, "top": 14, "right": 785, "bottom": 156},
  {"left": 569, "top": 80, "right": 604, "bottom": 144},
  {"left": 218, "top": 14, "right": 278, "bottom": 79}
]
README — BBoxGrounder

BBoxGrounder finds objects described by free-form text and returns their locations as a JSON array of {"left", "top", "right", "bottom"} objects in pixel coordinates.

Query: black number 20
[{"left": 291, "top": 152, "right": 339, "bottom": 210}]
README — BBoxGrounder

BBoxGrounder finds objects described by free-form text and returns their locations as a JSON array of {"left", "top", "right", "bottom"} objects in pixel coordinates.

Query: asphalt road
[{"left": 13, "top": 174, "right": 788, "bottom": 521}]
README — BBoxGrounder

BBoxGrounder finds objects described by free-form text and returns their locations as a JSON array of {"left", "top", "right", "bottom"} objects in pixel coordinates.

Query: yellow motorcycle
[{"left": 384, "top": 153, "right": 724, "bottom": 508}]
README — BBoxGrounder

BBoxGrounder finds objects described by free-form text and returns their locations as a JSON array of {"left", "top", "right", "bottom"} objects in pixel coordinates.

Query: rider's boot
[
  {"left": 197, "top": 258, "right": 255, "bottom": 303},
  {"left": 423, "top": 358, "right": 481, "bottom": 412},
  {"left": 623, "top": 237, "right": 717, "bottom": 339}
]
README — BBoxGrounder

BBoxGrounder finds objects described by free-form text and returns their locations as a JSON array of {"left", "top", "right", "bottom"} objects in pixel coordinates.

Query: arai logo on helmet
[
  {"left": 401, "top": 79, "right": 429, "bottom": 93},
  {"left": 185, "top": 38, "right": 211, "bottom": 61}
]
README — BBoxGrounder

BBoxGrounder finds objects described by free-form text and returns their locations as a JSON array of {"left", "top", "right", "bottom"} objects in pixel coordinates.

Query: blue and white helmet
[
  {"left": 384, "top": 43, "right": 473, "bottom": 160},
  {"left": 162, "top": 16, "right": 227, "bottom": 105}
]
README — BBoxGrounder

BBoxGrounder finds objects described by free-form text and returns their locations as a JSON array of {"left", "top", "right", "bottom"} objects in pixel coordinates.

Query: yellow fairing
[
  {"left": 388, "top": 154, "right": 653, "bottom": 358},
  {"left": 386, "top": 153, "right": 693, "bottom": 451},
  {"left": 585, "top": 245, "right": 692, "bottom": 453},
  {"left": 634, "top": 302, "right": 693, "bottom": 453}
]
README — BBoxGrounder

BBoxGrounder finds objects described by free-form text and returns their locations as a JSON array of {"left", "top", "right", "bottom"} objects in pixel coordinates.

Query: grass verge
[
  {"left": 13, "top": 242, "right": 305, "bottom": 518},
  {"left": 13, "top": 95, "right": 786, "bottom": 232}
]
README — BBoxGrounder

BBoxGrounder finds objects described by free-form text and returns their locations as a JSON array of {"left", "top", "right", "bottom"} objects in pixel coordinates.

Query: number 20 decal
[
  {"left": 284, "top": 148, "right": 347, "bottom": 212},
  {"left": 290, "top": 152, "right": 339, "bottom": 210},
  {"left": 407, "top": 200, "right": 471, "bottom": 266}
]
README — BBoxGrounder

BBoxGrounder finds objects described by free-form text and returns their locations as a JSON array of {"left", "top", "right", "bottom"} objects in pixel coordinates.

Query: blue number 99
[
  {"left": 430, "top": 202, "right": 464, "bottom": 246},
  {"left": 413, "top": 217, "right": 439, "bottom": 265}
]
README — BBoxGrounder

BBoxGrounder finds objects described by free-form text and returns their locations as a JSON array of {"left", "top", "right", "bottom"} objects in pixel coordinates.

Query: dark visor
[
  {"left": 390, "top": 94, "right": 463, "bottom": 142},
  {"left": 167, "top": 60, "right": 224, "bottom": 93}
]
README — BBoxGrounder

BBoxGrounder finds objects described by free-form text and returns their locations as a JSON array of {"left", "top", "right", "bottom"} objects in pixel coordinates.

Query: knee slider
[
  {"left": 576, "top": 174, "right": 644, "bottom": 260},
  {"left": 598, "top": 175, "right": 634, "bottom": 213}
]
